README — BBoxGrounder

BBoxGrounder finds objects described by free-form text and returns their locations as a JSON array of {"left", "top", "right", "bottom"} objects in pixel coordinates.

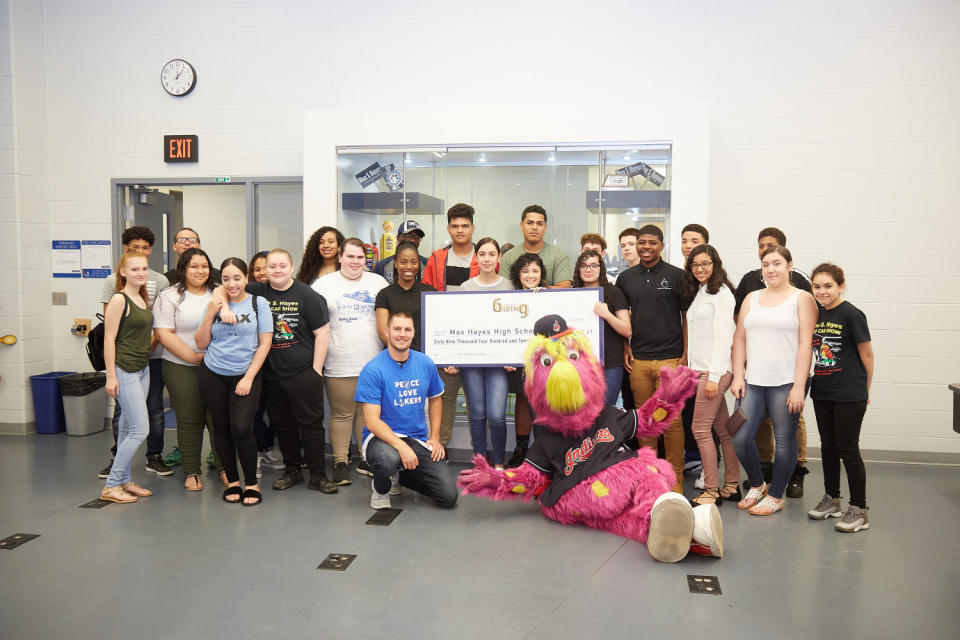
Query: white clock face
[{"left": 161, "top": 59, "right": 196, "bottom": 96}]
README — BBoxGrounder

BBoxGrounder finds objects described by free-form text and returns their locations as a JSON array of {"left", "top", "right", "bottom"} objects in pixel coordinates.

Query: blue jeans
[
  {"left": 603, "top": 367, "right": 624, "bottom": 407},
  {"left": 364, "top": 436, "right": 458, "bottom": 508},
  {"left": 732, "top": 382, "right": 798, "bottom": 499},
  {"left": 460, "top": 367, "right": 509, "bottom": 465},
  {"left": 111, "top": 358, "right": 165, "bottom": 457},
  {"left": 106, "top": 367, "right": 150, "bottom": 487}
]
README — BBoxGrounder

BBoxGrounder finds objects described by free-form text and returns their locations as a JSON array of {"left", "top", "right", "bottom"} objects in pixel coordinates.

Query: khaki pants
[
  {"left": 755, "top": 413, "right": 807, "bottom": 464},
  {"left": 438, "top": 368, "right": 461, "bottom": 447},
  {"left": 629, "top": 358, "right": 684, "bottom": 493},
  {"left": 324, "top": 376, "right": 364, "bottom": 464}
]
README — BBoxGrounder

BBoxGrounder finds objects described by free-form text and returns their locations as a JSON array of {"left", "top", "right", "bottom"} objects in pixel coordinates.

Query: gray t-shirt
[
  {"left": 100, "top": 269, "right": 169, "bottom": 358},
  {"left": 499, "top": 243, "right": 572, "bottom": 287},
  {"left": 456, "top": 276, "right": 513, "bottom": 292}
]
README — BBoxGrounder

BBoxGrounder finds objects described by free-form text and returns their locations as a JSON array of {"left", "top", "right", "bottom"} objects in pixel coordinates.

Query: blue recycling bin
[{"left": 30, "top": 371, "right": 76, "bottom": 434}]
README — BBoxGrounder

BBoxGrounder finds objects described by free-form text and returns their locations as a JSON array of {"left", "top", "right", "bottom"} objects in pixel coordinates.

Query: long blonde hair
[{"left": 115, "top": 251, "right": 149, "bottom": 303}]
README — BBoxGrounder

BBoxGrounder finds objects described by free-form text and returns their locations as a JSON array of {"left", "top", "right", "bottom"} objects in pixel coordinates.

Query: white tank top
[{"left": 743, "top": 288, "right": 800, "bottom": 386}]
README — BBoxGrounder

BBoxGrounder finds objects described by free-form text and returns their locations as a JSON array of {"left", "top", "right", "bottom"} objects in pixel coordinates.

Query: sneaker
[
  {"left": 808, "top": 493, "right": 843, "bottom": 520},
  {"left": 786, "top": 464, "right": 809, "bottom": 498},
  {"left": 98, "top": 459, "right": 114, "bottom": 479},
  {"left": 206, "top": 451, "right": 216, "bottom": 469},
  {"left": 332, "top": 462, "right": 352, "bottom": 486},
  {"left": 694, "top": 471, "right": 705, "bottom": 490},
  {"left": 145, "top": 454, "right": 173, "bottom": 476},
  {"left": 684, "top": 459, "right": 703, "bottom": 475},
  {"left": 256, "top": 456, "right": 263, "bottom": 479},
  {"left": 308, "top": 469, "right": 339, "bottom": 494},
  {"left": 506, "top": 444, "right": 528, "bottom": 468},
  {"left": 272, "top": 470, "right": 303, "bottom": 490},
  {"left": 389, "top": 472, "right": 402, "bottom": 496},
  {"left": 356, "top": 460, "right": 373, "bottom": 477},
  {"left": 162, "top": 447, "right": 182, "bottom": 467},
  {"left": 259, "top": 449, "right": 285, "bottom": 471},
  {"left": 371, "top": 487, "right": 392, "bottom": 509},
  {"left": 835, "top": 505, "right": 869, "bottom": 533}
]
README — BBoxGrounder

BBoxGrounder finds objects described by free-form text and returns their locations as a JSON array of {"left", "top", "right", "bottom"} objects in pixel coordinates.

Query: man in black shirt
[
  {"left": 733, "top": 226, "right": 811, "bottom": 497},
  {"left": 615, "top": 224, "right": 688, "bottom": 492},
  {"left": 164, "top": 227, "right": 221, "bottom": 284}
]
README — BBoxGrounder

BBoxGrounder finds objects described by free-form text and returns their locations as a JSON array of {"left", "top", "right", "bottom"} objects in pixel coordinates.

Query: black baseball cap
[
  {"left": 397, "top": 220, "right": 425, "bottom": 237},
  {"left": 533, "top": 314, "right": 574, "bottom": 341}
]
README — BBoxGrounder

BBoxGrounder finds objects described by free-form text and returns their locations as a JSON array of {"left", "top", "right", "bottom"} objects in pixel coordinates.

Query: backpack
[{"left": 86, "top": 296, "right": 128, "bottom": 371}]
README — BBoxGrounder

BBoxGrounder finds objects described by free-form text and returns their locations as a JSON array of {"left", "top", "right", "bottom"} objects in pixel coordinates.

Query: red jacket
[{"left": 422, "top": 244, "right": 480, "bottom": 291}]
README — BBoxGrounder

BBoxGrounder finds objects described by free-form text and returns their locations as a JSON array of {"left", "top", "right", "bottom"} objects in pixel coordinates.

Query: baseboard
[
  {"left": 0, "top": 421, "right": 35, "bottom": 435},
  {"left": 805, "top": 447, "right": 960, "bottom": 465}
]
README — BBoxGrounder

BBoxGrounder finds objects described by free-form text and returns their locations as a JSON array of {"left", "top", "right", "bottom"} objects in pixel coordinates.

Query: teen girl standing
[{"left": 297, "top": 226, "right": 345, "bottom": 284}]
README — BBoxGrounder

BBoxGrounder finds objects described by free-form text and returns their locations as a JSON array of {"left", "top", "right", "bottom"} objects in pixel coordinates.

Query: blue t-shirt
[
  {"left": 355, "top": 349, "right": 444, "bottom": 441},
  {"left": 202, "top": 295, "right": 273, "bottom": 376}
]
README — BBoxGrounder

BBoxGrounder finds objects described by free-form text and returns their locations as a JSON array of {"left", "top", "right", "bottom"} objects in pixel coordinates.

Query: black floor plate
[
  {"left": 687, "top": 574, "right": 722, "bottom": 595},
  {"left": 79, "top": 499, "right": 111, "bottom": 509},
  {"left": 317, "top": 554, "right": 357, "bottom": 571},
  {"left": 0, "top": 533, "right": 40, "bottom": 550},
  {"left": 365, "top": 508, "right": 402, "bottom": 526}
]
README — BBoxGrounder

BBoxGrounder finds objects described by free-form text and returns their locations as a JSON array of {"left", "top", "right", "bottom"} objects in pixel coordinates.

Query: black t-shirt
[
  {"left": 601, "top": 285, "right": 629, "bottom": 369},
  {"left": 165, "top": 267, "right": 221, "bottom": 286},
  {"left": 525, "top": 406, "right": 638, "bottom": 508},
  {"left": 734, "top": 268, "right": 812, "bottom": 316},
  {"left": 615, "top": 259, "right": 688, "bottom": 360},
  {"left": 374, "top": 281, "right": 436, "bottom": 352},
  {"left": 245, "top": 280, "right": 329, "bottom": 380},
  {"left": 811, "top": 301, "right": 871, "bottom": 402}
]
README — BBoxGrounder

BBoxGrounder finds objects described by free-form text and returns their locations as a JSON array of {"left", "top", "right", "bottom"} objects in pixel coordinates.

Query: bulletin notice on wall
[
  {"left": 81, "top": 240, "right": 111, "bottom": 278},
  {"left": 51, "top": 240, "right": 82, "bottom": 278},
  {"left": 52, "top": 240, "right": 111, "bottom": 278},
  {"left": 421, "top": 289, "right": 603, "bottom": 367}
]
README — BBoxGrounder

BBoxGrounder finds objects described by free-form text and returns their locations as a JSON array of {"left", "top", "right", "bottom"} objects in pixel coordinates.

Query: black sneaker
[
  {"left": 145, "top": 454, "right": 173, "bottom": 476},
  {"left": 272, "top": 469, "right": 303, "bottom": 490},
  {"left": 355, "top": 460, "right": 373, "bottom": 476},
  {"left": 308, "top": 469, "right": 339, "bottom": 494},
  {"left": 506, "top": 444, "right": 528, "bottom": 468},
  {"left": 332, "top": 462, "right": 351, "bottom": 486},
  {"left": 98, "top": 459, "right": 114, "bottom": 479},
  {"left": 786, "top": 464, "right": 809, "bottom": 498}
]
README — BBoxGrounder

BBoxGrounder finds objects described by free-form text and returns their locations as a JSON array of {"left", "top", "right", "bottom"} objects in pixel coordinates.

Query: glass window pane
[{"left": 256, "top": 183, "right": 304, "bottom": 268}]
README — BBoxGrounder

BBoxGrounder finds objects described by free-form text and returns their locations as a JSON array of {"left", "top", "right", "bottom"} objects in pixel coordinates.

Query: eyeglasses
[
  {"left": 580, "top": 263, "right": 601, "bottom": 271},
  {"left": 691, "top": 261, "right": 713, "bottom": 271},
  {"left": 175, "top": 237, "right": 200, "bottom": 245}
]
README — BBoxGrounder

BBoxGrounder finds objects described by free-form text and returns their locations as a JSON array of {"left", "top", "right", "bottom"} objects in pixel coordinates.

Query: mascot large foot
[{"left": 647, "top": 493, "right": 724, "bottom": 562}]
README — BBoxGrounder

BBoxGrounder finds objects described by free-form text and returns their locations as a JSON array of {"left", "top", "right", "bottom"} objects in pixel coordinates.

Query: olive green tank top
[{"left": 114, "top": 293, "right": 153, "bottom": 373}]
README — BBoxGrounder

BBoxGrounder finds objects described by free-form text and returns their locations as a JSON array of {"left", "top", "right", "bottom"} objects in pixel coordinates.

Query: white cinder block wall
[{"left": 1, "top": 0, "right": 957, "bottom": 453}]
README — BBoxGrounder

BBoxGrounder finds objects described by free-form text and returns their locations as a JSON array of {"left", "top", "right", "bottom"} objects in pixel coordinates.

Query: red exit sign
[{"left": 164, "top": 135, "right": 198, "bottom": 162}]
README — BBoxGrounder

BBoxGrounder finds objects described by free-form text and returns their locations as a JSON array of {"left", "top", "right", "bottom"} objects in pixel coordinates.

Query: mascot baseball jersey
[{"left": 524, "top": 405, "right": 639, "bottom": 507}]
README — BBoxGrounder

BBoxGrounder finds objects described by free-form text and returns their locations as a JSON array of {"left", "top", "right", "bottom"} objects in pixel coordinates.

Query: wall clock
[{"left": 161, "top": 59, "right": 197, "bottom": 97}]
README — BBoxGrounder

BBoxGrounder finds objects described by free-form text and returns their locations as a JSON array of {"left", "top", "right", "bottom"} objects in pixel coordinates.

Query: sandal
[
  {"left": 737, "top": 482, "right": 767, "bottom": 510},
  {"left": 121, "top": 482, "right": 152, "bottom": 497},
  {"left": 219, "top": 471, "right": 229, "bottom": 486},
  {"left": 689, "top": 488, "right": 722, "bottom": 507},
  {"left": 101, "top": 486, "right": 138, "bottom": 503},
  {"left": 222, "top": 485, "right": 243, "bottom": 504},
  {"left": 241, "top": 487, "right": 262, "bottom": 507},
  {"left": 749, "top": 495, "right": 783, "bottom": 516},
  {"left": 185, "top": 474, "right": 203, "bottom": 491},
  {"left": 720, "top": 481, "right": 742, "bottom": 502}
]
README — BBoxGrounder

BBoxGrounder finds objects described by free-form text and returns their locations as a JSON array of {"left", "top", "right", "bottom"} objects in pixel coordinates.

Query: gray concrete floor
[{"left": 0, "top": 430, "right": 957, "bottom": 639}]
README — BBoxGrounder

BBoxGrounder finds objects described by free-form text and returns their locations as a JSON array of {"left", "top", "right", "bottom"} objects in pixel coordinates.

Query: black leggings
[
  {"left": 198, "top": 362, "right": 262, "bottom": 487},
  {"left": 813, "top": 399, "right": 868, "bottom": 508}
]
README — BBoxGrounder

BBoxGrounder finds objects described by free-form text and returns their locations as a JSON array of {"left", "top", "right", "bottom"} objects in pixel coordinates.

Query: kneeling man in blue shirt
[{"left": 355, "top": 310, "right": 458, "bottom": 510}]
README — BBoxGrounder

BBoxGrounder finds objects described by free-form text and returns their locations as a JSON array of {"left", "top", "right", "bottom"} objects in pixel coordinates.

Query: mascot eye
[
  {"left": 567, "top": 349, "right": 580, "bottom": 361},
  {"left": 539, "top": 353, "right": 553, "bottom": 367}
]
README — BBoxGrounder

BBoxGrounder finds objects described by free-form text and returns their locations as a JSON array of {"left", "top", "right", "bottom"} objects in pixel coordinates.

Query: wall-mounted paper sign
[
  {"left": 52, "top": 240, "right": 82, "bottom": 278},
  {"left": 614, "top": 161, "right": 665, "bottom": 186},
  {"left": 81, "top": 240, "right": 112, "bottom": 278}
]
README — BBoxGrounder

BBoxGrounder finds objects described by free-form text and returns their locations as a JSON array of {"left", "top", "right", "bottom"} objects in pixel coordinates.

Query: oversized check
[{"left": 421, "top": 288, "right": 604, "bottom": 367}]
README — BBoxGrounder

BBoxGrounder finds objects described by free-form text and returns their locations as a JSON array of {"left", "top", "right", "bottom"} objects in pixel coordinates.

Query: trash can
[
  {"left": 29, "top": 371, "right": 75, "bottom": 434},
  {"left": 59, "top": 372, "right": 107, "bottom": 437}
]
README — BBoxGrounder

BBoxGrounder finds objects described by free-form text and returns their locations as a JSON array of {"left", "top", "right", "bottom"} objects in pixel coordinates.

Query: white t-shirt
[
  {"left": 153, "top": 287, "right": 214, "bottom": 366},
  {"left": 311, "top": 270, "right": 388, "bottom": 377}
]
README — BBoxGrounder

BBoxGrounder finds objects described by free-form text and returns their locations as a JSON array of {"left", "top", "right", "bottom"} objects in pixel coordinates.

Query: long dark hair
[
  {"left": 297, "top": 226, "right": 344, "bottom": 284},
  {"left": 175, "top": 247, "right": 216, "bottom": 302},
  {"left": 573, "top": 249, "right": 617, "bottom": 306},
  {"left": 510, "top": 252, "right": 546, "bottom": 289},
  {"left": 247, "top": 250, "right": 268, "bottom": 282},
  {"left": 220, "top": 257, "right": 248, "bottom": 276},
  {"left": 680, "top": 244, "right": 734, "bottom": 301}
]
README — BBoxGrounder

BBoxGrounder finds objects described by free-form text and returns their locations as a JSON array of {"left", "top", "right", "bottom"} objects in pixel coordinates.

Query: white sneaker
[
  {"left": 371, "top": 487, "right": 392, "bottom": 510},
  {"left": 389, "top": 473, "right": 402, "bottom": 496},
  {"left": 259, "top": 449, "right": 285, "bottom": 471},
  {"left": 694, "top": 471, "right": 705, "bottom": 490}
]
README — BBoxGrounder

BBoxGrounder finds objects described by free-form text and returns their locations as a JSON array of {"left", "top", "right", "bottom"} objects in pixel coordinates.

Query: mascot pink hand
[
  {"left": 635, "top": 365, "right": 700, "bottom": 439},
  {"left": 458, "top": 455, "right": 502, "bottom": 494}
]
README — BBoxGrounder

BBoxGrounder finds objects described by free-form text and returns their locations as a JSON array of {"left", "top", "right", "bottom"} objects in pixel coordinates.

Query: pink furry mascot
[{"left": 458, "top": 315, "right": 723, "bottom": 562}]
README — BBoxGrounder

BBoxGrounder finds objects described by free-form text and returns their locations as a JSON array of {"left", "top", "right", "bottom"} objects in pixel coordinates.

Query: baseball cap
[
  {"left": 397, "top": 220, "right": 425, "bottom": 237},
  {"left": 533, "top": 314, "right": 575, "bottom": 341}
]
